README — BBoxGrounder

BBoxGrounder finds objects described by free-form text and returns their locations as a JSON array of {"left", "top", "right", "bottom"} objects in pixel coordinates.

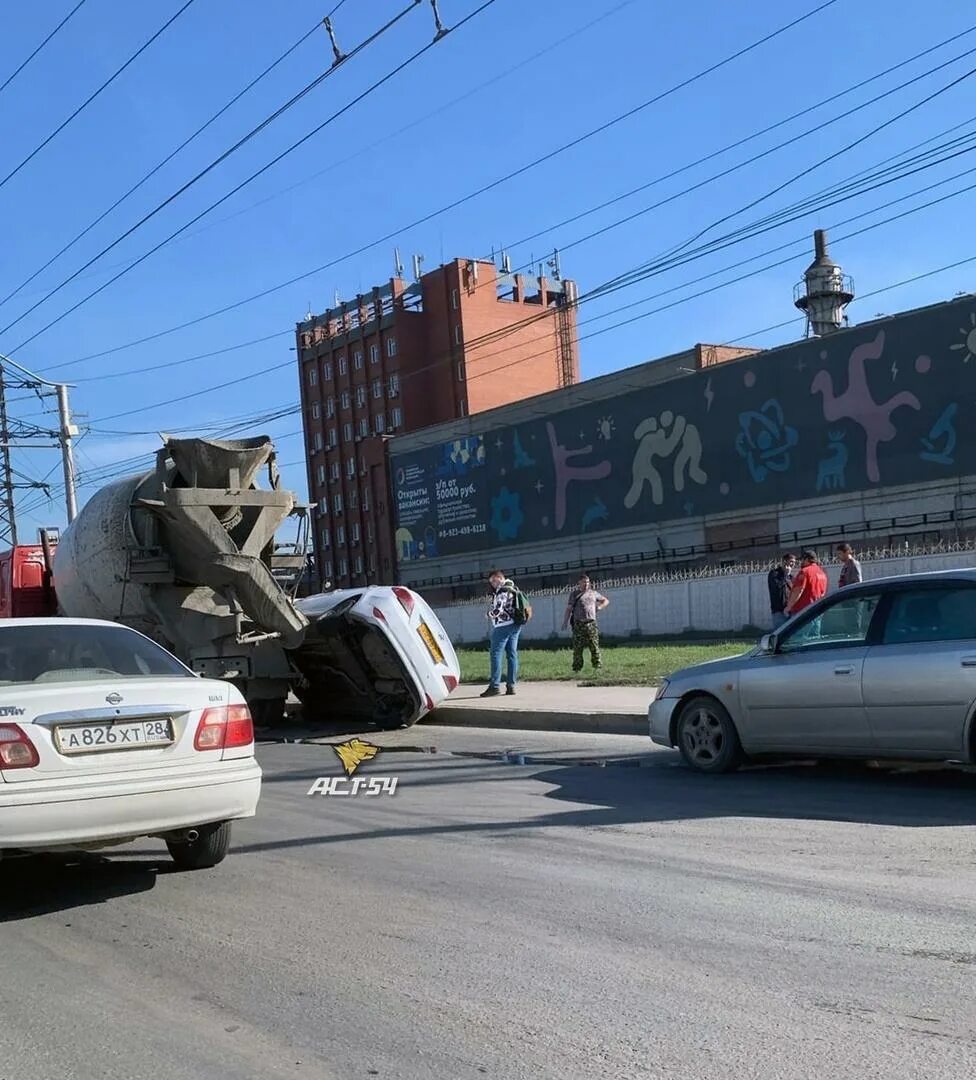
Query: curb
[{"left": 425, "top": 706, "right": 647, "bottom": 736}]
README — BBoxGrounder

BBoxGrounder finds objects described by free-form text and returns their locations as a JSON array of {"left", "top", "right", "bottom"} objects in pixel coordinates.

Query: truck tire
[
  {"left": 166, "top": 822, "right": 232, "bottom": 870},
  {"left": 250, "top": 697, "right": 286, "bottom": 728}
]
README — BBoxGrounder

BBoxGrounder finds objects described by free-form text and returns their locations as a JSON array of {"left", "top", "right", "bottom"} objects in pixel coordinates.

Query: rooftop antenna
[
  {"left": 334, "top": 289, "right": 342, "bottom": 308},
  {"left": 412, "top": 253, "right": 425, "bottom": 281},
  {"left": 547, "top": 248, "right": 562, "bottom": 281},
  {"left": 305, "top": 301, "right": 313, "bottom": 321},
  {"left": 429, "top": 0, "right": 449, "bottom": 40},
  {"left": 394, "top": 247, "right": 405, "bottom": 278},
  {"left": 323, "top": 17, "right": 345, "bottom": 65},
  {"left": 501, "top": 251, "right": 512, "bottom": 273}
]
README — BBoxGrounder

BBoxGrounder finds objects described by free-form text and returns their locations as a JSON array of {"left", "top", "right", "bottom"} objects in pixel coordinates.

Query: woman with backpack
[{"left": 481, "top": 569, "right": 530, "bottom": 697}]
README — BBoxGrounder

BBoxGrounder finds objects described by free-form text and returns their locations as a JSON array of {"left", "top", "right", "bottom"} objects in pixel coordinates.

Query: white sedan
[
  {"left": 294, "top": 585, "right": 460, "bottom": 728},
  {"left": 0, "top": 618, "right": 261, "bottom": 870}
]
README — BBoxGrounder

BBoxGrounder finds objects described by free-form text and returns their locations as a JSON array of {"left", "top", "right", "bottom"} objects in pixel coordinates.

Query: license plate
[
  {"left": 417, "top": 622, "right": 445, "bottom": 665},
  {"left": 56, "top": 719, "right": 174, "bottom": 755}
]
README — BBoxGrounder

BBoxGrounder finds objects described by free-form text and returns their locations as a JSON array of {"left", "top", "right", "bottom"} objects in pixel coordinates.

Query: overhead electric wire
[
  {"left": 37, "top": 118, "right": 976, "bottom": 396},
  {"left": 1, "top": 0, "right": 496, "bottom": 354},
  {"left": 0, "top": 12, "right": 331, "bottom": 309},
  {"left": 0, "top": 0, "right": 426, "bottom": 343},
  {"left": 0, "top": 0, "right": 199, "bottom": 192},
  {"left": 12, "top": 0, "right": 836, "bottom": 366},
  {"left": 0, "top": 0, "right": 91, "bottom": 97}
]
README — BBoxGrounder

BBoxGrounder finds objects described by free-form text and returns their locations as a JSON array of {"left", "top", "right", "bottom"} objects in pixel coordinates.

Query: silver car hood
[{"left": 667, "top": 646, "right": 759, "bottom": 685}]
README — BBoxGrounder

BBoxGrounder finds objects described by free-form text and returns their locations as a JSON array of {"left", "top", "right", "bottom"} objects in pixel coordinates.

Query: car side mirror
[{"left": 759, "top": 633, "right": 777, "bottom": 654}]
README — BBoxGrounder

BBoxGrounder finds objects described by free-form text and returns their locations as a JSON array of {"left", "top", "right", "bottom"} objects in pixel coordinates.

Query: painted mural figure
[
  {"left": 920, "top": 402, "right": 957, "bottom": 465},
  {"left": 546, "top": 422, "right": 612, "bottom": 531},
  {"left": 816, "top": 431, "right": 848, "bottom": 492},
  {"left": 735, "top": 399, "right": 799, "bottom": 483},
  {"left": 625, "top": 410, "right": 705, "bottom": 508},
  {"left": 811, "top": 331, "right": 920, "bottom": 483}
]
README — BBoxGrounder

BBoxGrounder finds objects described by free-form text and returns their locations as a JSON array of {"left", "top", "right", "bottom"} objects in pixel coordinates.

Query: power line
[
  {"left": 0, "top": 0, "right": 199, "bottom": 192},
  {"left": 0, "top": 0, "right": 426, "bottom": 344},
  {"left": 15, "top": 0, "right": 837, "bottom": 367},
  {"left": 2, "top": 0, "right": 494, "bottom": 355},
  {"left": 0, "top": 0, "right": 90, "bottom": 97},
  {"left": 0, "top": 12, "right": 330, "bottom": 309}
]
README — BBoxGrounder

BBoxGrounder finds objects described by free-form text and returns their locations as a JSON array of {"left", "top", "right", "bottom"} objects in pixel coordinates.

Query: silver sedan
[{"left": 649, "top": 568, "right": 976, "bottom": 773}]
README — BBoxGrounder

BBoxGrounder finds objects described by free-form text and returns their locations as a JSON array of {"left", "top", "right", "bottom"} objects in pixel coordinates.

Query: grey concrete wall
[{"left": 433, "top": 550, "right": 976, "bottom": 644}]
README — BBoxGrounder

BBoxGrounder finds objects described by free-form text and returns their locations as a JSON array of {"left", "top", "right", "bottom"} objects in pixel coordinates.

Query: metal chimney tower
[{"left": 793, "top": 229, "right": 854, "bottom": 337}]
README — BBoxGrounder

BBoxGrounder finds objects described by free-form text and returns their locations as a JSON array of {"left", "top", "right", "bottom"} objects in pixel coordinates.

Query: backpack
[{"left": 511, "top": 586, "right": 533, "bottom": 626}]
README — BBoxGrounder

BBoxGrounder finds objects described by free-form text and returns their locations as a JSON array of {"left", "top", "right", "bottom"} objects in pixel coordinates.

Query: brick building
[{"left": 297, "top": 258, "right": 579, "bottom": 588}]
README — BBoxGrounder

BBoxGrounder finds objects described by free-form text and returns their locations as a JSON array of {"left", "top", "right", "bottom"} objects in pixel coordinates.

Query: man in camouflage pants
[{"left": 562, "top": 573, "right": 610, "bottom": 673}]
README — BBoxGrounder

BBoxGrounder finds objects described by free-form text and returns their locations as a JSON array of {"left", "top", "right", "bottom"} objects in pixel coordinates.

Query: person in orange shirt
[{"left": 785, "top": 549, "right": 828, "bottom": 617}]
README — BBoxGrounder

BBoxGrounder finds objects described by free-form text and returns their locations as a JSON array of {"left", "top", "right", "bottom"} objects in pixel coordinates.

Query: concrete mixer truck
[{"left": 15, "top": 434, "right": 443, "bottom": 729}]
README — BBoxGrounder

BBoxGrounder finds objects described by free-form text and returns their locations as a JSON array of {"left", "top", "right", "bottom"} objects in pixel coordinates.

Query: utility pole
[{"left": 0, "top": 353, "right": 79, "bottom": 542}]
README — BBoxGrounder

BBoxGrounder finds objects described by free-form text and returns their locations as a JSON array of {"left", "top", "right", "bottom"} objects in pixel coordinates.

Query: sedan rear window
[{"left": 0, "top": 624, "right": 191, "bottom": 685}]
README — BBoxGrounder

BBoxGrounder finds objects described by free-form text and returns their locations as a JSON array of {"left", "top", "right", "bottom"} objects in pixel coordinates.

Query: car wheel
[
  {"left": 166, "top": 822, "right": 232, "bottom": 870},
  {"left": 675, "top": 695, "right": 743, "bottom": 774}
]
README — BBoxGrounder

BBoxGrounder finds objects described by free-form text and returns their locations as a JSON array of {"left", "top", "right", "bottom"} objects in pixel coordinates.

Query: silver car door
[
  {"left": 738, "top": 590, "right": 882, "bottom": 753},
  {"left": 862, "top": 583, "right": 976, "bottom": 756}
]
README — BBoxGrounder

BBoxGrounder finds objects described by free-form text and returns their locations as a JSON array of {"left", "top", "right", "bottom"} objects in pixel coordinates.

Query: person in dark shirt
[
  {"left": 767, "top": 553, "right": 796, "bottom": 627},
  {"left": 836, "top": 543, "right": 863, "bottom": 588}
]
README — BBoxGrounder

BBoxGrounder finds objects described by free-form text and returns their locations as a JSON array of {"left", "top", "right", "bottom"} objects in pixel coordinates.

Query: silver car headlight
[{"left": 656, "top": 678, "right": 671, "bottom": 699}]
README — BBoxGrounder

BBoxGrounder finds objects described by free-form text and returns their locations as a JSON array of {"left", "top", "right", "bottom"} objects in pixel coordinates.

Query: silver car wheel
[{"left": 681, "top": 706, "right": 725, "bottom": 765}]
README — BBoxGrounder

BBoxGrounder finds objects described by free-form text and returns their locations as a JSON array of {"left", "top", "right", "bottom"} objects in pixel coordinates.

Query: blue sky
[{"left": 1, "top": 0, "right": 974, "bottom": 537}]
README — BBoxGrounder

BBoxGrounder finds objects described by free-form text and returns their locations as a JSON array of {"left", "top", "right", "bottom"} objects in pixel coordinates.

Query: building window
[
  {"left": 337, "top": 525, "right": 345, "bottom": 546},
  {"left": 338, "top": 355, "right": 348, "bottom": 376},
  {"left": 451, "top": 288, "right": 458, "bottom": 310},
  {"left": 348, "top": 488, "right": 358, "bottom": 509},
  {"left": 388, "top": 373, "right": 400, "bottom": 397},
  {"left": 311, "top": 401, "right": 320, "bottom": 420},
  {"left": 321, "top": 530, "right": 331, "bottom": 549},
  {"left": 358, "top": 417, "right": 369, "bottom": 437},
  {"left": 360, "top": 457, "right": 367, "bottom": 477},
  {"left": 339, "top": 558, "right": 348, "bottom": 577},
  {"left": 313, "top": 431, "right": 323, "bottom": 452},
  {"left": 391, "top": 407, "right": 403, "bottom": 429},
  {"left": 368, "top": 557, "right": 376, "bottom": 575},
  {"left": 318, "top": 497, "right": 328, "bottom": 515},
  {"left": 334, "top": 493, "right": 343, "bottom": 514},
  {"left": 354, "top": 555, "right": 363, "bottom": 575},
  {"left": 372, "top": 378, "right": 382, "bottom": 399},
  {"left": 343, "top": 422, "right": 353, "bottom": 441},
  {"left": 346, "top": 457, "right": 356, "bottom": 478},
  {"left": 341, "top": 390, "right": 351, "bottom": 410},
  {"left": 356, "top": 385, "right": 366, "bottom": 407},
  {"left": 369, "top": 343, "right": 379, "bottom": 365},
  {"left": 386, "top": 337, "right": 397, "bottom": 358},
  {"left": 354, "top": 350, "right": 364, "bottom": 371},
  {"left": 454, "top": 325, "right": 462, "bottom": 345},
  {"left": 330, "top": 461, "right": 340, "bottom": 481},
  {"left": 367, "top": 521, "right": 374, "bottom": 542},
  {"left": 374, "top": 413, "right": 386, "bottom": 434},
  {"left": 328, "top": 427, "right": 337, "bottom": 448},
  {"left": 459, "top": 399, "right": 467, "bottom": 417},
  {"left": 323, "top": 361, "right": 333, "bottom": 381},
  {"left": 326, "top": 397, "right": 335, "bottom": 418},
  {"left": 456, "top": 361, "right": 465, "bottom": 381},
  {"left": 316, "top": 464, "right": 325, "bottom": 485},
  {"left": 362, "top": 488, "right": 370, "bottom": 512},
  {"left": 352, "top": 523, "right": 361, "bottom": 544},
  {"left": 308, "top": 367, "right": 317, "bottom": 387},
  {"left": 323, "top": 560, "right": 333, "bottom": 580}
]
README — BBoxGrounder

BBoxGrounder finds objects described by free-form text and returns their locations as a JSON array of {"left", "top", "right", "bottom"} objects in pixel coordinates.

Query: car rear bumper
[
  {"left": 649, "top": 697, "right": 677, "bottom": 747},
  {"left": 0, "top": 760, "right": 262, "bottom": 850}
]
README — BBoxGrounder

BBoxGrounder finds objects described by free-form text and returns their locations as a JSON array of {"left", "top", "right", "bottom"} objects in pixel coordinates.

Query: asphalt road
[{"left": 2, "top": 726, "right": 976, "bottom": 1080}]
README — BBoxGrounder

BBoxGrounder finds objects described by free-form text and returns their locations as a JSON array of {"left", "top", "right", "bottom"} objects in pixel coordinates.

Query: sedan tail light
[
  {"left": 194, "top": 705, "right": 254, "bottom": 751},
  {"left": 392, "top": 587, "right": 415, "bottom": 617},
  {"left": 443, "top": 675, "right": 458, "bottom": 692},
  {"left": 0, "top": 724, "right": 39, "bottom": 769}
]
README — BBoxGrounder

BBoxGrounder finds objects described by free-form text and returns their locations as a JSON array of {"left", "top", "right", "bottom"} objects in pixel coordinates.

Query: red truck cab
[{"left": 0, "top": 545, "right": 58, "bottom": 618}]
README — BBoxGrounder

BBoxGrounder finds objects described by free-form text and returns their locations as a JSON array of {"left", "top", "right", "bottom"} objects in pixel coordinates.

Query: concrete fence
[{"left": 432, "top": 551, "right": 976, "bottom": 644}]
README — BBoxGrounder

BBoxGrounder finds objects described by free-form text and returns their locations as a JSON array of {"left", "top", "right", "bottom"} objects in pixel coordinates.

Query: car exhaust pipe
[{"left": 185, "top": 829, "right": 200, "bottom": 842}]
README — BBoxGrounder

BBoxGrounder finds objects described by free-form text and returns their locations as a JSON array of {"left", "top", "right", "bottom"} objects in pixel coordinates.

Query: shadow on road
[
  {"left": 239, "top": 756, "right": 976, "bottom": 856},
  {"left": 0, "top": 853, "right": 164, "bottom": 922}
]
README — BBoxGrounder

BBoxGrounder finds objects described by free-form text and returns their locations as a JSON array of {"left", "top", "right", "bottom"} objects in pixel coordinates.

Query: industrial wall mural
[{"left": 391, "top": 296, "right": 976, "bottom": 563}]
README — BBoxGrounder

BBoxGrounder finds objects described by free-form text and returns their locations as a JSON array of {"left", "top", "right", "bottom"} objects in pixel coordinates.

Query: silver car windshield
[{"left": 0, "top": 624, "right": 191, "bottom": 685}]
